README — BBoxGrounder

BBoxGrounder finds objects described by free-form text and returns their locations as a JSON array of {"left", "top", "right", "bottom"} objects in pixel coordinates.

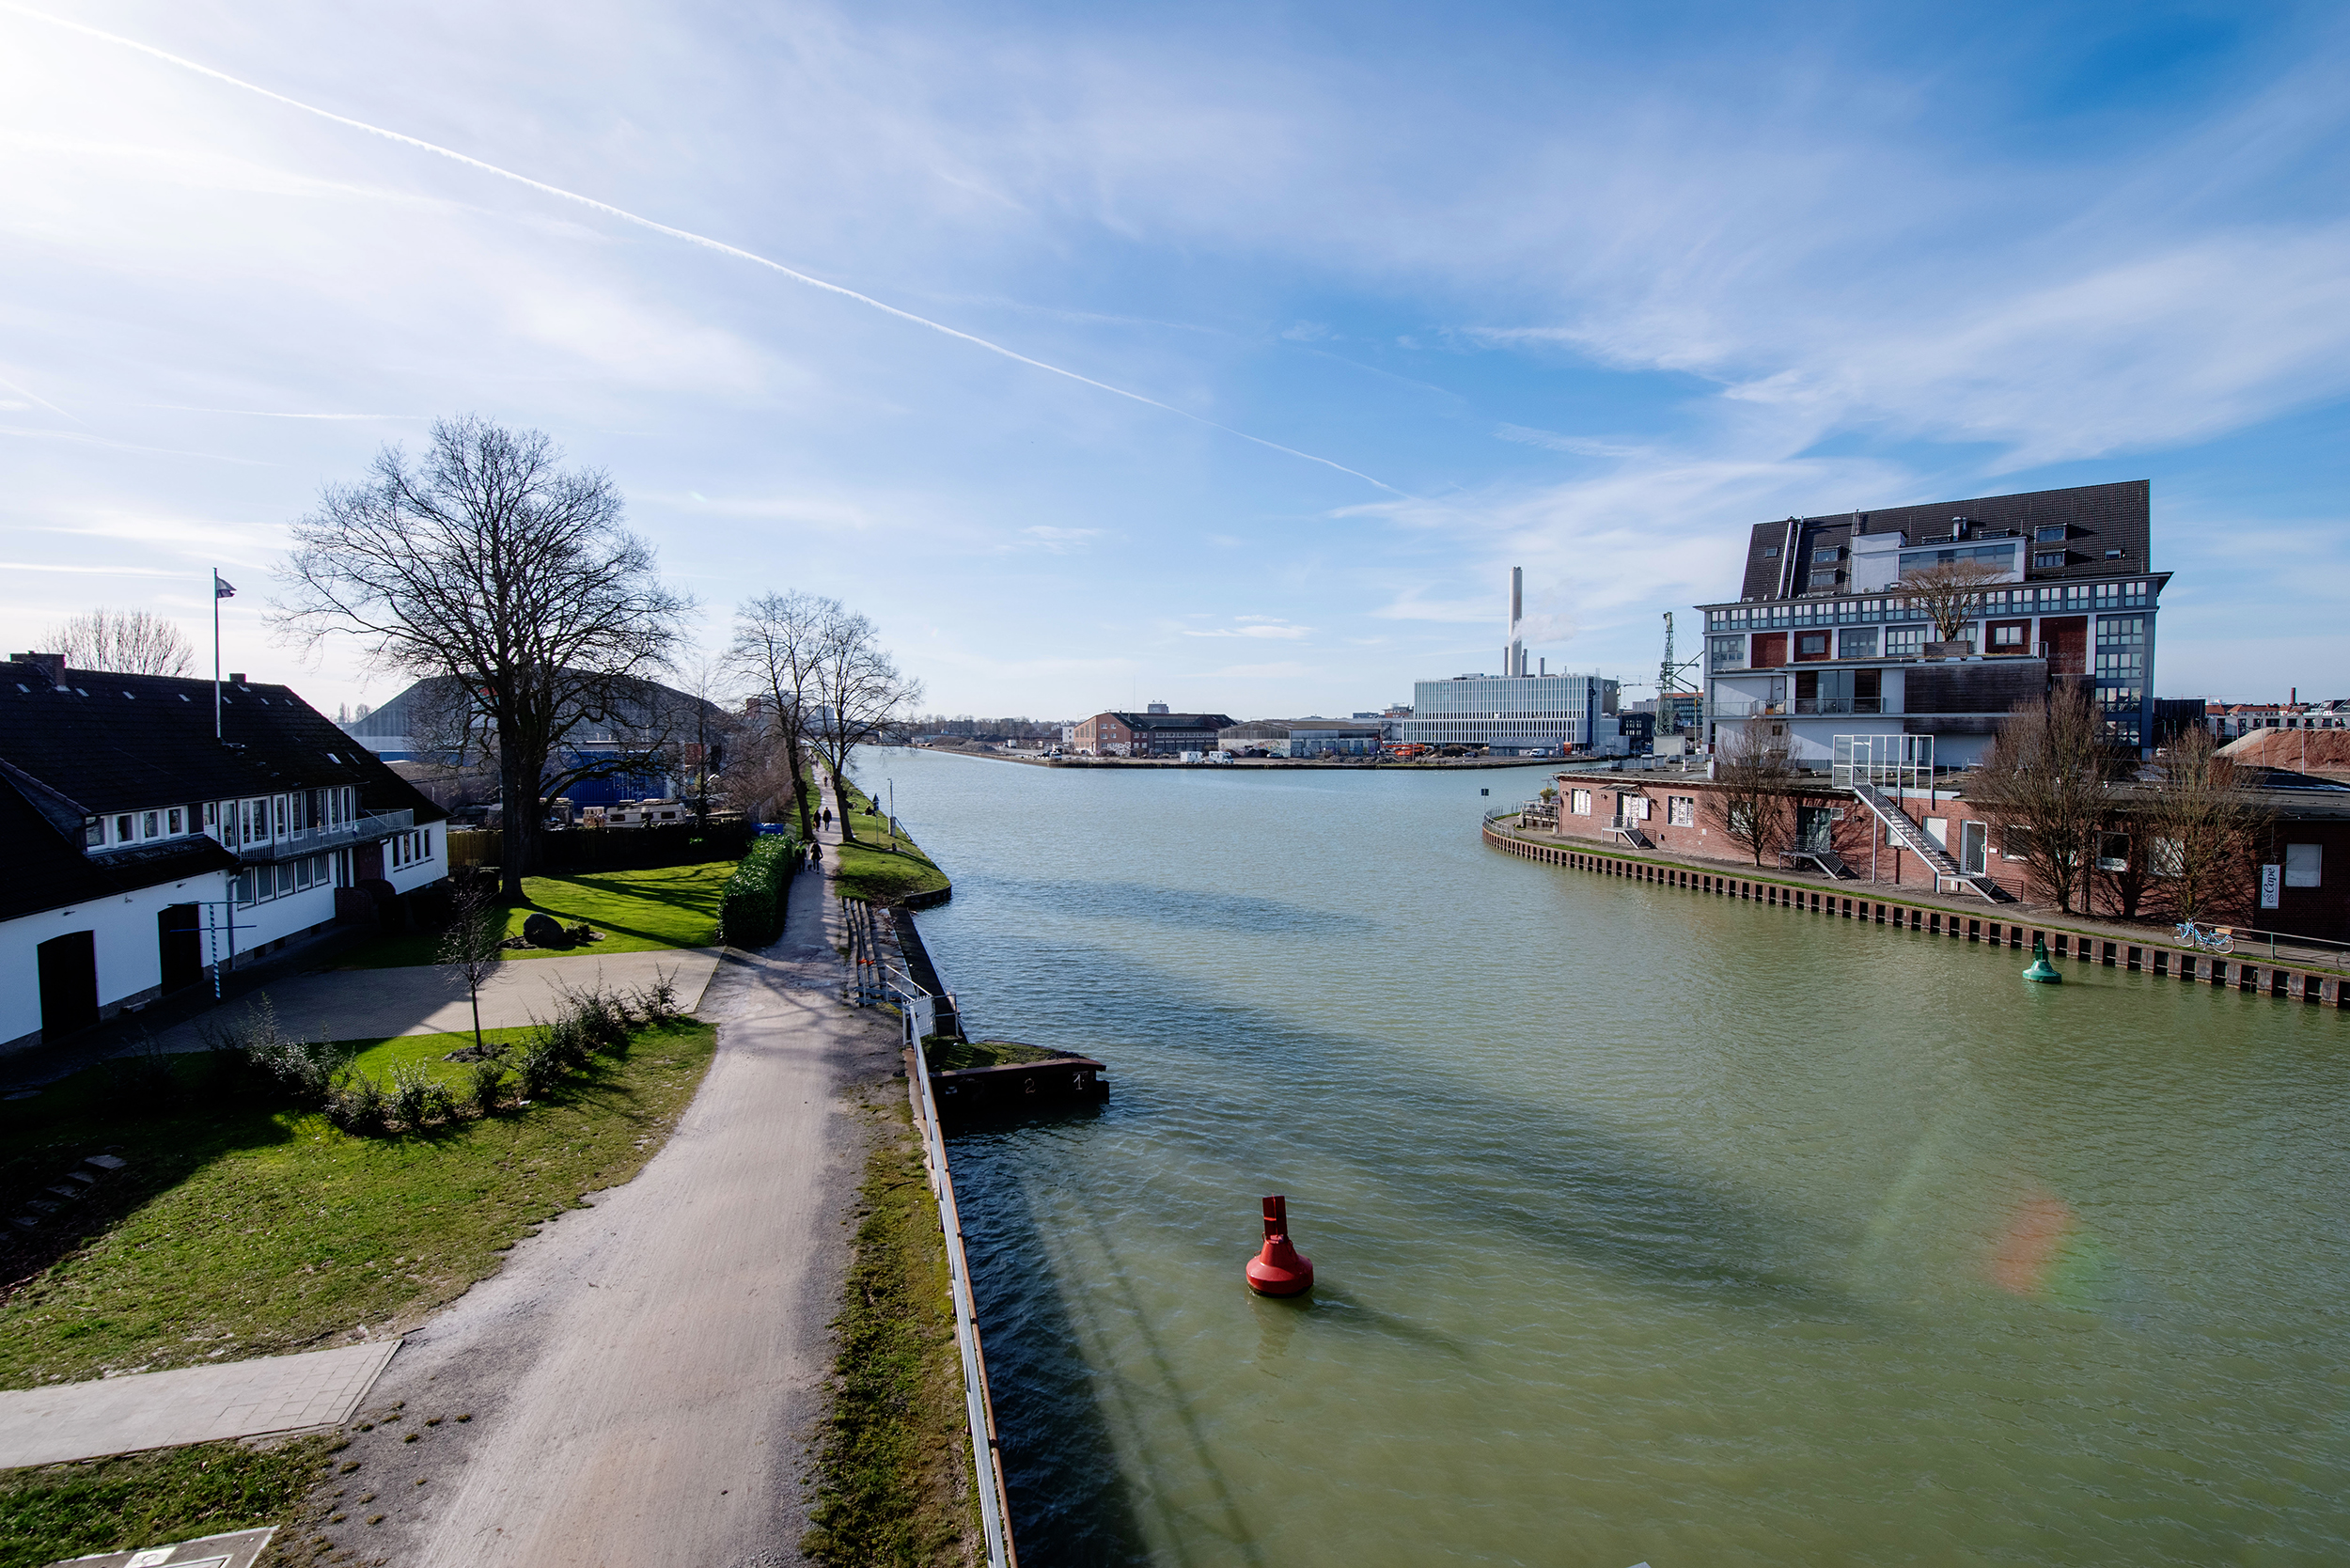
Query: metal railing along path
[{"left": 906, "top": 1029, "right": 1020, "bottom": 1568}]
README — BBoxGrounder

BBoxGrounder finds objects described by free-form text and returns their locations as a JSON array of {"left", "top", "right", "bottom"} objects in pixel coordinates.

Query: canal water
[{"left": 857, "top": 748, "right": 2347, "bottom": 1568}]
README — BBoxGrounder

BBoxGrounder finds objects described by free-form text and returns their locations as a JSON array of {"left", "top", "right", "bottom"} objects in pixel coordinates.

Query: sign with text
[{"left": 2260, "top": 863, "right": 2281, "bottom": 910}]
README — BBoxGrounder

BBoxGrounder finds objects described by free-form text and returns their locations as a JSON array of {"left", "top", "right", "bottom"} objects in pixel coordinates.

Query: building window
[
  {"left": 2286, "top": 843, "right": 2322, "bottom": 887},
  {"left": 116, "top": 813, "right": 133, "bottom": 842},
  {"left": 85, "top": 820, "right": 102, "bottom": 847},
  {"left": 275, "top": 862, "right": 295, "bottom": 896},
  {"left": 168, "top": 808, "right": 183, "bottom": 834},
  {"left": 296, "top": 856, "right": 313, "bottom": 888},
  {"left": 1990, "top": 623, "right": 2027, "bottom": 649},
  {"left": 2034, "top": 551, "right": 2066, "bottom": 570},
  {"left": 236, "top": 870, "right": 257, "bottom": 905},
  {"left": 1571, "top": 789, "right": 1591, "bottom": 815},
  {"left": 1668, "top": 795, "right": 1694, "bottom": 827},
  {"left": 1795, "top": 632, "right": 1829, "bottom": 659},
  {"left": 2035, "top": 525, "right": 2065, "bottom": 543},
  {"left": 1708, "top": 635, "right": 1746, "bottom": 668},
  {"left": 205, "top": 802, "right": 218, "bottom": 827},
  {"left": 1839, "top": 627, "right": 1878, "bottom": 659},
  {"left": 1884, "top": 624, "right": 1926, "bottom": 656}
]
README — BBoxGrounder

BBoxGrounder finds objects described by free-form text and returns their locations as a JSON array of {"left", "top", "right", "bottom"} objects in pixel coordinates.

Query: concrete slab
[
  {"left": 41, "top": 1525, "right": 275, "bottom": 1567},
  {"left": 0, "top": 1341, "right": 400, "bottom": 1469},
  {"left": 138, "top": 948, "right": 724, "bottom": 1053}
]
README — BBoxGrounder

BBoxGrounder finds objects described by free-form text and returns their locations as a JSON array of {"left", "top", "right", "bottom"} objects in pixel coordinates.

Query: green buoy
[{"left": 2023, "top": 933, "right": 2062, "bottom": 984}]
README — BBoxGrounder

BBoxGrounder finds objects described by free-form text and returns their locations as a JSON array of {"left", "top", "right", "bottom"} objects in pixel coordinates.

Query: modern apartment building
[{"left": 1700, "top": 480, "right": 2169, "bottom": 767}]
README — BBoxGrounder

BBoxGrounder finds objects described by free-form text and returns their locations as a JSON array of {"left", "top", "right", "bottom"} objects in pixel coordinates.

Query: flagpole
[{"left": 213, "top": 569, "right": 223, "bottom": 740}]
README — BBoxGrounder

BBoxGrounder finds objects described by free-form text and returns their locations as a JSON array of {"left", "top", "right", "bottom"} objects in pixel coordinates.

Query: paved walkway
[
  {"left": 140, "top": 947, "right": 726, "bottom": 1055},
  {"left": 312, "top": 839, "right": 902, "bottom": 1567},
  {"left": 0, "top": 1341, "right": 400, "bottom": 1468}
]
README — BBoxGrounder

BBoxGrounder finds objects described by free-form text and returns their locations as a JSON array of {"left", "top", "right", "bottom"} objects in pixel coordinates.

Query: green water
[{"left": 864, "top": 749, "right": 2349, "bottom": 1567}]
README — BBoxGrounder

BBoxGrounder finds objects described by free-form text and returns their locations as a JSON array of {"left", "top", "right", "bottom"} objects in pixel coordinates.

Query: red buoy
[{"left": 1245, "top": 1195, "right": 1313, "bottom": 1296}]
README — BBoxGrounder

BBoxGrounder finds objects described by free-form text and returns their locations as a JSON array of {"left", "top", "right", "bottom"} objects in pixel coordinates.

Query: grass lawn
[
  {"left": 1, "top": 1435, "right": 335, "bottom": 1568},
  {"left": 828, "top": 777, "right": 951, "bottom": 905},
  {"left": 0, "top": 1019, "right": 716, "bottom": 1391},
  {"left": 802, "top": 1089, "right": 977, "bottom": 1566},
  {"left": 337, "top": 861, "right": 735, "bottom": 968}
]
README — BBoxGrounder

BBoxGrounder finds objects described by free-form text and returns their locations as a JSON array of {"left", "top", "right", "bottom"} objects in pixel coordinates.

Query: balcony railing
[
  {"left": 1792, "top": 698, "right": 1885, "bottom": 715},
  {"left": 230, "top": 808, "right": 414, "bottom": 863}
]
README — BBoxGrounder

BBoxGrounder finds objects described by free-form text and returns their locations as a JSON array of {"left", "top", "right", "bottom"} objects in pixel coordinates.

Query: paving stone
[{"left": 85, "top": 1153, "right": 128, "bottom": 1171}]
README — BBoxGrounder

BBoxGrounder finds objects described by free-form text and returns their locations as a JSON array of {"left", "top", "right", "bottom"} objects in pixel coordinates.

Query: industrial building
[
  {"left": 1217, "top": 718, "right": 1383, "bottom": 757},
  {"left": 1398, "top": 568, "right": 1623, "bottom": 754}
]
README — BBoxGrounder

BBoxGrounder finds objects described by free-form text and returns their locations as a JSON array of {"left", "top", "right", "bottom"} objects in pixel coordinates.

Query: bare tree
[
  {"left": 274, "top": 416, "right": 691, "bottom": 901},
  {"left": 1705, "top": 723, "right": 1795, "bottom": 866},
  {"left": 1896, "top": 558, "right": 2013, "bottom": 647},
  {"left": 727, "top": 591, "right": 834, "bottom": 839},
  {"left": 2141, "top": 725, "right": 2268, "bottom": 922},
  {"left": 46, "top": 608, "right": 196, "bottom": 675},
  {"left": 1966, "top": 685, "right": 2113, "bottom": 913},
  {"left": 807, "top": 604, "right": 922, "bottom": 840},
  {"left": 438, "top": 874, "right": 504, "bottom": 1054}
]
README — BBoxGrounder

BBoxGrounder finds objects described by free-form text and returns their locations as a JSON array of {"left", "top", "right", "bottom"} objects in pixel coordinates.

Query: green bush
[{"left": 721, "top": 835, "right": 798, "bottom": 948}]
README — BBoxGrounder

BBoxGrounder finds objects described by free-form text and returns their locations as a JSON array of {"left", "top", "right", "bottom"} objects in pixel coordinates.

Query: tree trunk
[
  {"left": 830, "top": 763, "right": 855, "bottom": 841},
  {"left": 784, "top": 728, "right": 812, "bottom": 840},
  {"left": 500, "top": 748, "right": 537, "bottom": 903}
]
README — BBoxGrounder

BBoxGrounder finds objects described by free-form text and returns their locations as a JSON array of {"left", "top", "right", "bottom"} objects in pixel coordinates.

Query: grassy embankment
[
  {"left": 827, "top": 776, "right": 951, "bottom": 905},
  {"left": 338, "top": 860, "right": 734, "bottom": 968},
  {"left": 803, "top": 1087, "right": 979, "bottom": 1567},
  {"left": 0, "top": 1017, "right": 716, "bottom": 1391},
  {"left": 0, "top": 1435, "right": 338, "bottom": 1568}
]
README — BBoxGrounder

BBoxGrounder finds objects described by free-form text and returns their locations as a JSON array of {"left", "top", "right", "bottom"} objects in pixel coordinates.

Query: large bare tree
[
  {"left": 46, "top": 607, "right": 196, "bottom": 675},
  {"left": 1896, "top": 558, "right": 2013, "bottom": 646},
  {"left": 274, "top": 416, "right": 690, "bottom": 900},
  {"left": 1965, "top": 685, "right": 2113, "bottom": 913},
  {"left": 727, "top": 590, "right": 834, "bottom": 839},
  {"left": 1705, "top": 722, "right": 1795, "bottom": 866},
  {"left": 2141, "top": 725, "right": 2268, "bottom": 922},
  {"left": 807, "top": 604, "right": 922, "bottom": 839}
]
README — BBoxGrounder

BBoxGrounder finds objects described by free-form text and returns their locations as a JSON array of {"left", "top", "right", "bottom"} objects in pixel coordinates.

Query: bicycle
[{"left": 2174, "top": 919, "right": 2233, "bottom": 954}]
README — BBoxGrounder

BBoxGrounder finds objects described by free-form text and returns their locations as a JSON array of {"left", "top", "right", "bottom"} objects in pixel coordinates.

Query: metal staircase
[
  {"left": 1607, "top": 818, "right": 1656, "bottom": 849},
  {"left": 1781, "top": 848, "right": 1856, "bottom": 879},
  {"left": 1849, "top": 780, "right": 2010, "bottom": 902}
]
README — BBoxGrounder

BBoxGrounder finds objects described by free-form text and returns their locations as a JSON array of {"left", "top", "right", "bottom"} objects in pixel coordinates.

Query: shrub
[
  {"left": 199, "top": 996, "right": 346, "bottom": 1108},
  {"left": 558, "top": 980, "right": 635, "bottom": 1054},
  {"left": 634, "top": 966, "right": 682, "bottom": 1023},
  {"left": 326, "top": 1071, "right": 388, "bottom": 1135},
  {"left": 721, "top": 836, "right": 797, "bottom": 948},
  {"left": 386, "top": 1062, "right": 436, "bottom": 1131},
  {"left": 466, "top": 1058, "right": 509, "bottom": 1117},
  {"left": 515, "top": 1038, "right": 566, "bottom": 1099}
]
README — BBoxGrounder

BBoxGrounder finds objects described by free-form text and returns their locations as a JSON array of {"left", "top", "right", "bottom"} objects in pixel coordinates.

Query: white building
[
  {"left": 1, "top": 654, "right": 448, "bottom": 1054},
  {"left": 1400, "top": 674, "right": 1622, "bottom": 754}
]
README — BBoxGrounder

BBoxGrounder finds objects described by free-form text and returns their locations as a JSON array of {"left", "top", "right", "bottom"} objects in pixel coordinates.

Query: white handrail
[{"left": 906, "top": 1032, "right": 1020, "bottom": 1568}]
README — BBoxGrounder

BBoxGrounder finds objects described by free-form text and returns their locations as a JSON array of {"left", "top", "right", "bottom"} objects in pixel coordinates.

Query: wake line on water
[{"left": 6, "top": 3, "right": 1403, "bottom": 495}]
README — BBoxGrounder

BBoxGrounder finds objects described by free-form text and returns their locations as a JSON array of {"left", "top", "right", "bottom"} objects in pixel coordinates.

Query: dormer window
[
  {"left": 2034, "top": 525, "right": 2065, "bottom": 543},
  {"left": 115, "top": 814, "right": 133, "bottom": 842},
  {"left": 143, "top": 810, "right": 160, "bottom": 838},
  {"left": 1762, "top": 545, "right": 1779, "bottom": 558}
]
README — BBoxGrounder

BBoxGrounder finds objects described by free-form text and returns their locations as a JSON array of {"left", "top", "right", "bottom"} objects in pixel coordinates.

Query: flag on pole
[{"left": 214, "top": 574, "right": 237, "bottom": 598}]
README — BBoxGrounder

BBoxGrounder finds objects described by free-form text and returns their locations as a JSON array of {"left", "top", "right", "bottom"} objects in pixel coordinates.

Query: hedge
[{"left": 721, "top": 834, "right": 800, "bottom": 948}]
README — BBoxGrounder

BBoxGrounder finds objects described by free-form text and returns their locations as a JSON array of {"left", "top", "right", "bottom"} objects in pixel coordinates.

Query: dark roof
[
  {"left": 1729, "top": 479, "right": 2154, "bottom": 604},
  {"left": 0, "top": 766, "right": 237, "bottom": 920},
  {"left": 345, "top": 671, "right": 725, "bottom": 747},
  {"left": 1098, "top": 712, "right": 1237, "bottom": 730},
  {"left": 0, "top": 660, "right": 445, "bottom": 823}
]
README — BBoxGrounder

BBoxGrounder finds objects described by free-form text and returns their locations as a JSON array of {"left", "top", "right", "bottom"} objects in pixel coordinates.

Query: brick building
[{"left": 1072, "top": 710, "right": 1237, "bottom": 757}]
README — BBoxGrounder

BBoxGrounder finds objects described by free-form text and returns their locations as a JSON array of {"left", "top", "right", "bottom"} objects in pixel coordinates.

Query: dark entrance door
[
  {"left": 354, "top": 839, "right": 384, "bottom": 882},
  {"left": 1795, "top": 806, "right": 1834, "bottom": 853},
  {"left": 38, "top": 930, "right": 100, "bottom": 1039},
  {"left": 159, "top": 903, "right": 203, "bottom": 994}
]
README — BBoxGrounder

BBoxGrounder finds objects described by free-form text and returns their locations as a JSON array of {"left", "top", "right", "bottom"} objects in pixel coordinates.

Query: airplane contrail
[{"left": 4, "top": 3, "right": 1403, "bottom": 494}]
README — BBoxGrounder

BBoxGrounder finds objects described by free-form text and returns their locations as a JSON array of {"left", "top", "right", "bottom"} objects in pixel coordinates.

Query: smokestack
[{"left": 1506, "top": 566, "right": 1525, "bottom": 679}]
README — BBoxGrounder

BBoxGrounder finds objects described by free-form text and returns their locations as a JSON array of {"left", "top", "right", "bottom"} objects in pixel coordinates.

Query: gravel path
[{"left": 315, "top": 840, "right": 900, "bottom": 1568}]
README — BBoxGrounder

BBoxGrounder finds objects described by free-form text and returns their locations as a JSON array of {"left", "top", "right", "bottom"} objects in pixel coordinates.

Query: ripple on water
[{"left": 874, "top": 751, "right": 2350, "bottom": 1568}]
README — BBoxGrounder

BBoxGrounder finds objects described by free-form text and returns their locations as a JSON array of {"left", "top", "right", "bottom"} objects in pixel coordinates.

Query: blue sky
[{"left": 3, "top": 0, "right": 2345, "bottom": 720}]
